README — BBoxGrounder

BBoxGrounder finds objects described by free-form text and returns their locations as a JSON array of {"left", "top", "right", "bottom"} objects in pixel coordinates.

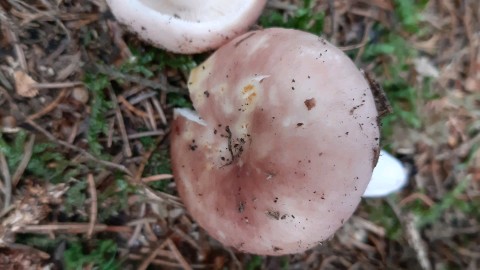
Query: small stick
[
  {"left": 172, "top": 226, "right": 202, "bottom": 251},
  {"left": 126, "top": 130, "right": 166, "bottom": 140},
  {"left": 328, "top": 0, "right": 336, "bottom": 43},
  {"left": 151, "top": 98, "right": 167, "bottom": 125},
  {"left": 12, "top": 134, "right": 35, "bottom": 187},
  {"left": 126, "top": 217, "right": 157, "bottom": 227},
  {"left": 118, "top": 95, "right": 149, "bottom": 118},
  {"left": 127, "top": 203, "right": 146, "bottom": 247},
  {"left": 108, "top": 86, "right": 132, "bottom": 157},
  {"left": 399, "top": 193, "right": 435, "bottom": 207},
  {"left": 87, "top": 174, "right": 97, "bottom": 238},
  {"left": 0, "top": 152, "right": 12, "bottom": 214},
  {"left": 128, "top": 91, "right": 157, "bottom": 105},
  {"left": 138, "top": 239, "right": 169, "bottom": 270},
  {"left": 167, "top": 238, "right": 193, "bottom": 270},
  {"left": 127, "top": 223, "right": 143, "bottom": 247},
  {"left": 15, "top": 223, "right": 131, "bottom": 234},
  {"left": 100, "top": 130, "right": 168, "bottom": 142},
  {"left": 133, "top": 139, "right": 160, "bottom": 183},
  {"left": 129, "top": 254, "right": 196, "bottom": 269},
  {"left": 27, "top": 88, "right": 68, "bottom": 120},
  {"left": 67, "top": 121, "right": 79, "bottom": 144},
  {"left": 143, "top": 223, "right": 159, "bottom": 242},
  {"left": 141, "top": 174, "right": 173, "bottom": 183},
  {"left": 106, "top": 118, "right": 115, "bottom": 148},
  {"left": 143, "top": 100, "right": 157, "bottom": 130},
  {"left": 32, "top": 81, "right": 83, "bottom": 89}
]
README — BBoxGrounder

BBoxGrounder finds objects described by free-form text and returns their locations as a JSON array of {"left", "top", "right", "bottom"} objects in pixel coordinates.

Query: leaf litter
[{"left": 0, "top": 0, "right": 479, "bottom": 269}]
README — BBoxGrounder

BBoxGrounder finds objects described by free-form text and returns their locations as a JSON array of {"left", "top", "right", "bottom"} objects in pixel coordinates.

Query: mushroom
[
  {"left": 106, "top": 0, "right": 267, "bottom": 54},
  {"left": 170, "top": 28, "right": 381, "bottom": 255}
]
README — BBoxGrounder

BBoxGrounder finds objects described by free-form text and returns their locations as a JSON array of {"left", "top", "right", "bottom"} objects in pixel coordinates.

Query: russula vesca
[
  {"left": 106, "top": 0, "right": 267, "bottom": 54},
  {"left": 170, "top": 28, "right": 381, "bottom": 255}
]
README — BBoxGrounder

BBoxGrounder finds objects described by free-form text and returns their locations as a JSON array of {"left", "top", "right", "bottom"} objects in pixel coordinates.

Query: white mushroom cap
[
  {"left": 106, "top": 0, "right": 267, "bottom": 54},
  {"left": 170, "top": 28, "right": 381, "bottom": 255}
]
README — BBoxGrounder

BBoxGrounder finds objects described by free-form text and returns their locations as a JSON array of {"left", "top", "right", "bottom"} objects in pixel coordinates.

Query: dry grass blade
[
  {"left": 127, "top": 203, "right": 146, "bottom": 247},
  {"left": 167, "top": 238, "right": 193, "bottom": 270},
  {"left": 86, "top": 174, "right": 97, "bottom": 238},
  {"left": 27, "top": 88, "right": 68, "bottom": 120},
  {"left": 118, "top": 95, "right": 149, "bottom": 118},
  {"left": 32, "top": 81, "right": 84, "bottom": 89},
  {"left": 151, "top": 97, "right": 167, "bottom": 125},
  {"left": 0, "top": 152, "right": 12, "bottom": 214},
  {"left": 127, "top": 130, "right": 166, "bottom": 139},
  {"left": 138, "top": 239, "right": 169, "bottom": 270},
  {"left": 15, "top": 223, "right": 131, "bottom": 234},
  {"left": 107, "top": 86, "right": 132, "bottom": 157},
  {"left": 141, "top": 174, "right": 173, "bottom": 183},
  {"left": 12, "top": 134, "right": 35, "bottom": 187}
]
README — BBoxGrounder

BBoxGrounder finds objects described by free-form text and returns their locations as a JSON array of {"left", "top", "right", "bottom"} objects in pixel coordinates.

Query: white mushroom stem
[{"left": 363, "top": 150, "right": 408, "bottom": 198}]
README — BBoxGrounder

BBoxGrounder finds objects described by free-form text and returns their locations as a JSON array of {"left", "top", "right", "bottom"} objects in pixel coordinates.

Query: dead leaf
[
  {"left": 14, "top": 70, "right": 39, "bottom": 98},
  {"left": 414, "top": 57, "right": 440, "bottom": 78}
]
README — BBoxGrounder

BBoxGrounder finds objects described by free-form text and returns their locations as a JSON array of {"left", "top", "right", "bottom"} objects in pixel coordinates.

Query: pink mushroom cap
[
  {"left": 170, "top": 28, "right": 381, "bottom": 255},
  {"left": 106, "top": 0, "right": 267, "bottom": 54}
]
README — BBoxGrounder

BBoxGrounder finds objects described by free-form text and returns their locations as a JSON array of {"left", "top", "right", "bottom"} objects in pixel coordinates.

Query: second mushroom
[{"left": 171, "top": 28, "right": 381, "bottom": 255}]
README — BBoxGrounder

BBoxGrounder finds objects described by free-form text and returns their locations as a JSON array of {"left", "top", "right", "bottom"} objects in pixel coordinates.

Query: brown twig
[
  {"left": 87, "top": 174, "right": 97, "bottom": 238},
  {"left": 172, "top": 226, "right": 202, "bottom": 251},
  {"left": 118, "top": 95, "right": 149, "bottom": 118},
  {"left": 27, "top": 88, "right": 68, "bottom": 120},
  {"left": 127, "top": 130, "right": 166, "bottom": 139},
  {"left": 126, "top": 217, "right": 158, "bottom": 227},
  {"left": 143, "top": 186, "right": 183, "bottom": 207},
  {"left": 106, "top": 118, "right": 115, "bottom": 148},
  {"left": 12, "top": 134, "right": 35, "bottom": 187},
  {"left": 167, "top": 238, "right": 193, "bottom": 270},
  {"left": 108, "top": 86, "right": 132, "bottom": 157},
  {"left": 0, "top": 152, "right": 12, "bottom": 214},
  {"left": 127, "top": 91, "right": 157, "bottom": 105},
  {"left": 127, "top": 203, "right": 146, "bottom": 247},
  {"left": 138, "top": 239, "right": 169, "bottom": 270},
  {"left": 129, "top": 254, "right": 210, "bottom": 269},
  {"left": 133, "top": 137, "right": 163, "bottom": 183},
  {"left": 32, "top": 81, "right": 83, "bottom": 89},
  {"left": 15, "top": 223, "right": 131, "bottom": 234},
  {"left": 141, "top": 174, "right": 174, "bottom": 183},
  {"left": 151, "top": 97, "right": 167, "bottom": 125},
  {"left": 399, "top": 192, "right": 435, "bottom": 208},
  {"left": 143, "top": 222, "right": 159, "bottom": 242},
  {"left": 143, "top": 100, "right": 157, "bottom": 130}
]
